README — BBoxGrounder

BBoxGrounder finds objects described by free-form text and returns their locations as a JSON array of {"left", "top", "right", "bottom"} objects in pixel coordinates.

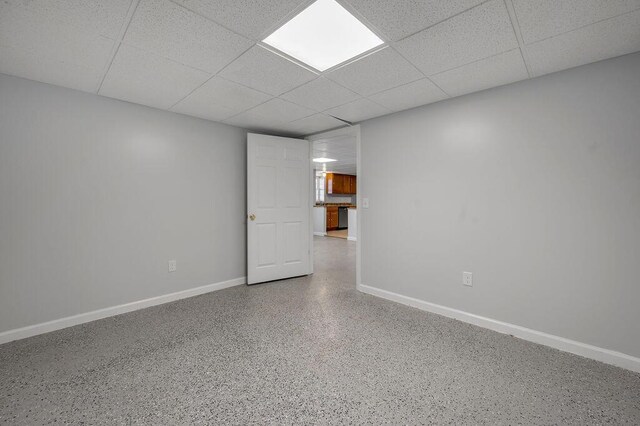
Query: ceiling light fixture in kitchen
[{"left": 313, "top": 157, "right": 337, "bottom": 163}]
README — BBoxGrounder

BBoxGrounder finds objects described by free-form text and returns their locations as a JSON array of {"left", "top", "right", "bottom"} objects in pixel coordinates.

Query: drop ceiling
[
  {"left": 313, "top": 135, "right": 357, "bottom": 175},
  {"left": 1, "top": 0, "right": 639, "bottom": 137}
]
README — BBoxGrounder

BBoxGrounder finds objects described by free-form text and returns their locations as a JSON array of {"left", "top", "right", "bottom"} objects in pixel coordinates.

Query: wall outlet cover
[
  {"left": 463, "top": 271, "right": 472, "bottom": 287},
  {"left": 362, "top": 198, "right": 369, "bottom": 208},
  {"left": 168, "top": 260, "right": 177, "bottom": 272}
]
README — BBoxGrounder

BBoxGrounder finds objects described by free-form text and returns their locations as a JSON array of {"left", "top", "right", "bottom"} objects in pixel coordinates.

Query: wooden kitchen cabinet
[
  {"left": 334, "top": 173, "right": 345, "bottom": 194},
  {"left": 326, "top": 173, "right": 356, "bottom": 195},
  {"left": 325, "top": 173, "right": 333, "bottom": 194},
  {"left": 326, "top": 206, "right": 339, "bottom": 230}
]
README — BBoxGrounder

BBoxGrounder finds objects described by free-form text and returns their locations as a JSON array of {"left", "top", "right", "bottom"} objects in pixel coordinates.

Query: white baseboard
[
  {"left": 347, "top": 236, "right": 357, "bottom": 241},
  {"left": 357, "top": 283, "right": 640, "bottom": 373},
  {"left": 0, "top": 277, "right": 246, "bottom": 345},
  {"left": 314, "top": 232, "right": 327, "bottom": 236}
]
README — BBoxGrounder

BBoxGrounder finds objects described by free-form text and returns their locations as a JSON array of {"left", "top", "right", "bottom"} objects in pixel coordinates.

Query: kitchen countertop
[{"left": 315, "top": 204, "right": 357, "bottom": 208}]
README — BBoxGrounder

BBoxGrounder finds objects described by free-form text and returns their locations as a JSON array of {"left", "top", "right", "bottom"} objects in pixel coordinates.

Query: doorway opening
[{"left": 307, "top": 125, "right": 361, "bottom": 288}]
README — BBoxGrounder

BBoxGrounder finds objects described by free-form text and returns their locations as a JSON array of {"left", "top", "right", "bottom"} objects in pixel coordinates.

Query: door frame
[{"left": 306, "top": 125, "right": 361, "bottom": 288}]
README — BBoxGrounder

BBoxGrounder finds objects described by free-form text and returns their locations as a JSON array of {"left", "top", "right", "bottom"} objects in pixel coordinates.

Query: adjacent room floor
[
  {"left": 1, "top": 237, "right": 639, "bottom": 424},
  {"left": 326, "top": 229, "right": 348, "bottom": 239}
]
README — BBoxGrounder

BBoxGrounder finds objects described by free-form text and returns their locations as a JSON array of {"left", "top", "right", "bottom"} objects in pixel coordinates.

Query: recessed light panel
[
  {"left": 262, "top": 0, "right": 384, "bottom": 72},
  {"left": 313, "top": 157, "right": 337, "bottom": 163}
]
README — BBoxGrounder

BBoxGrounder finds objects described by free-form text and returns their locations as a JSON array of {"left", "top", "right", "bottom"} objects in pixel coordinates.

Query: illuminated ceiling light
[{"left": 262, "top": 0, "right": 384, "bottom": 72}]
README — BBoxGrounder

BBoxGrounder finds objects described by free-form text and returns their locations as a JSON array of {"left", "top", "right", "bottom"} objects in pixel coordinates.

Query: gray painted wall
[
  {"left": 0, "top": 74, "right": 247, "bottom": 333},
  {"left": 360, "top": 53, "right": 640, "bottom": 358}
]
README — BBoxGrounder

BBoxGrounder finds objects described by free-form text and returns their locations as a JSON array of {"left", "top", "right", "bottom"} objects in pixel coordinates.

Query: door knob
[{"left": 249, "top": 213, "right": 256, "bottom": 221}]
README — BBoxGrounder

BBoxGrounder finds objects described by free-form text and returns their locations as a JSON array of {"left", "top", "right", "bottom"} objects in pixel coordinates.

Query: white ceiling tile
[
  {"left": 0, "top": 44, "right": 108, "bottom": 92},
  {"left": 344, "top": 0, "right": 485, "bottom": 41},
  {"left": 322, "top": 157, "right": 355, "bottom": 165},
  {"left": 5, "top": 0, "right": 132, "bottom": 39},
  {"left": 325, "top": 98, "right": 389, "bottom": 123},
  {"left": 368, "top": 78, "right": 449, "bottom": 111},
  {"left": 323, "top": 164, "right": 357, "bottom": 175},
  {"left": 219, "top": 46, "right": 317, "bottom": 96},
  {"left": 394, "top": 0, "right": 518, "bottom": 76},
  {"left": 313, "top": 150, "right": 355, "bottom": 159},
  {"left": 124, "top": 0, "right": 253, "bottom": 73},
  {"left": 223, "top": 112, "right": 288, "bottom": 134},
  {"left": 431, "top": 49, "right": 529, "bottom": 97},
  {"left": 313, "top": 135, "right": 356, "bottom": 152},
  {"left": 171, "top": 76, "right": 271, "bottom": 121},
  {"left": 285, "top": 114, "right": 345, "bottom": 135},
  {"left": 525, "top": 9, "right": 640, "bottom": 77},
  {"left": 280, "top": 77, "right": 360, "bottom": 111},
  {"left": 330, "top": 166, "right": 357, "bottom": 174},
  {"left": 313, "top": 143, "right": 329, "bottom": 152},
  {"left": 513, "top": 0, "right": 640, "bottom": 45},
  {"left": 326, "top": 47, "right": 424, "bottom": 96},
  {"left": 243, "top": 98, "right": 314, "bottom": 123},
  {"left": 0, "top": 3, "right": 116, "bottom": 79},
  {"left": 171, "top": 102, "right": 236, "bottom": 122},
  {"left": 171, "top": 0, "right": 312, "bottom": 40},
  {"left": 99, "top": 44, "right": 209, "bottom": 109}
]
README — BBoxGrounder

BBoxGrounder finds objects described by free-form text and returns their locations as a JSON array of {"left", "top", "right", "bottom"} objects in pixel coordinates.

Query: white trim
[
  {"left": 314, "top": 231, "right": 327, "bottom": 236},
  {"left": 347, "top": 236, "right": 357, "bottom": 241},
  {"left": 357, "top": 283, "right": 640, "bottom": 373},
  {"left": 308, "top": 137, "right": 315, "bottom": 275},
  {"left": 355, "top": 125, "right": 362, "bottom": 289},
  {"left": 0, "top": 277, "right": 246, "bottom": 345}
]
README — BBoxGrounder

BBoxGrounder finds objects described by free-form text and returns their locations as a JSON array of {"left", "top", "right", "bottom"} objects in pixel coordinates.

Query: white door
[{"left": 247, "top": 133, "right": 311, "bottom": 285}]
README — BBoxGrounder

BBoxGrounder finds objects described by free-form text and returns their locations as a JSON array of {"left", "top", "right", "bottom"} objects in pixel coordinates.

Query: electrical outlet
[
  {"left": 463, "top": 271, "right": 472, "bottom": 287},
  {"left": 362, "top": 198, "right": 369, "bottom": 208},
  {"left": 168, "top": 260, "right": 177, "bottom": 272}
]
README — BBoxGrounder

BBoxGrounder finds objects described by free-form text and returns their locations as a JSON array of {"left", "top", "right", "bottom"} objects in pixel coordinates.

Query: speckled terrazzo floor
[{"left": 1, "top": 237, "right": 639, "bottom": 425}]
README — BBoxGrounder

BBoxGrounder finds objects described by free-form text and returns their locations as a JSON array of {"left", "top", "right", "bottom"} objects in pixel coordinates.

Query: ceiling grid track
[
  {"left": 167, "top": 44, "right": 256, "bottom": 111},
  {"left": 4, "top": 0, "right": 637, "bottom": 136},
  {"left": 504, "top": 0, "right": 533, "bottom": 78},
  {"left": 165, "top": 0, "right": 317, "bottom": 43},
  {"left": 373, "top": 0, "right": 515, "bottom": 100},
  {"left": 391, "top": 0, "right": 495, "bottom": 43},
  {"left": 521, "top": 5, "right": 640, "bottom": 47},
  {"left": 273, "top": 74, "right": 374, "bottom": 123},
  {"left": 95, "top": 0, "right": 142, "bottom": 94},
  {"left": 386, "top": 44, "right": 452, "bottom": 98}
]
